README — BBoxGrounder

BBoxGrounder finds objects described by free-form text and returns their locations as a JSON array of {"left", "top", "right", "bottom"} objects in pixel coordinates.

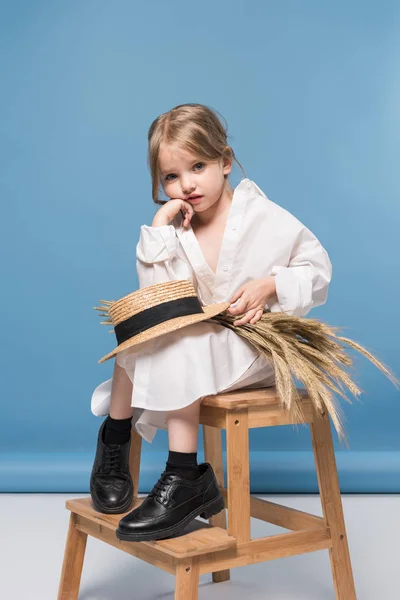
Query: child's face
[{"left": 158, "top": 144, "right": 232, "bottom": 212}]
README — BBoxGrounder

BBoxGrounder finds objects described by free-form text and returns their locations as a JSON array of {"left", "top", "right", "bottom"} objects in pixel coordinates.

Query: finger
[
  {"left": 233, "top": 308, "right": 258, "bottom": 326},
  {"left": 233, "top": 315, "right": 252, "bottom": 326},
  {"left": 180, "top": 208, "right": 187, "bottom": 226},
  {"left": 249, "top": 309, "right": 263, "bottom": 324},
  {"left": 229, "top": 295, "right": 249, "bottom": 314},
  {"left": 233, "top": 306, "right": 258, "bottom": 319},
  {"left": 228, "top": 299, "right": 245, "bottom": 314},
  {"left": 183, "top": 208, "right": 193, "bottom": 227},
  {"left": 228, "top": 303, "right": 238, "bottom": 314},
  {"left": 229, "top": 287, "right": 244, "bottom": 305}
]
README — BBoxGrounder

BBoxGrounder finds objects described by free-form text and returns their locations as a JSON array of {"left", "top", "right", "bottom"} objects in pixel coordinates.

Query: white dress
[{"left": 91, "top": 178, "right": 332, "bottom": 443}]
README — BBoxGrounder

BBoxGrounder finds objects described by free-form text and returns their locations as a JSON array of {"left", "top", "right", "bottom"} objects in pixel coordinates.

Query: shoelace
[
  {"left": 100, "top": 445, "right": 126, "bottom": 475},
  {"left": 148, "top": 471, "right": 176, "bottom": 504}
]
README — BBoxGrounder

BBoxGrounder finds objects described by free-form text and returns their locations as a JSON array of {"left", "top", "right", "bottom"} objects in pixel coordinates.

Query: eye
[{"left": 164, "top": 163, "right": 205, "bottom": 182}]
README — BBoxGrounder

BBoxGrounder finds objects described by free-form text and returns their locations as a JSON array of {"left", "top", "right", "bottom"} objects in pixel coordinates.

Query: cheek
[{"left": 163, "top": 181, "right": 178, "bottom": 198}]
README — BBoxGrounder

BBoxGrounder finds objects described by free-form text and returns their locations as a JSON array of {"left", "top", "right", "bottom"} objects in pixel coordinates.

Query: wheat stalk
[
  {"left": 93, "top": 300, "right": 115, "bottom": 333},
  {"left": 212, "top": 311, "right": 400, "bottom": 447}
]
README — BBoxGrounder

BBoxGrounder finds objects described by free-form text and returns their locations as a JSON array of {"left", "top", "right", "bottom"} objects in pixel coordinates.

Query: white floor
[{"left": 1, "top": 493, "right": 399, "bottom": 599}]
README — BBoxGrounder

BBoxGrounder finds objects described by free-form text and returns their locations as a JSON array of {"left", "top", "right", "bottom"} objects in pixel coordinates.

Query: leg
[
  {"left": 167, "top": 398, "right": 202, "bottom": 452},
  {"left": 175, "top": 558, "right": 200, "bottom": 600},
  {"left": 109, "top": 359, "right": 134, "bottom": 419},
  {"left": 310, "top": 409, "right": 357, "bottom": 600},
  {"left": 57, "top": 512, "right": 87, "bottom": 600},
  {"left": 203, "top": 425, "right": 230, "bottom": 583},
  {"left": 90, "top": 359, "right": 136, "bottom": 513},
  {"left": 165, "top": 398, "right": 202, "bottom": 479},
  {"left": 116, "top": 399, "right": 224, "bottom": 542},
  {"left": 110, "top": 354, "right": 141, "bottom": 499}
]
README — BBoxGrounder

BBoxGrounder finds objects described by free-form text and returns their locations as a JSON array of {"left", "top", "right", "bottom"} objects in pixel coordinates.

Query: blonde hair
[{"left": 147, "top": 103, "right": 247, "bottom": 206}]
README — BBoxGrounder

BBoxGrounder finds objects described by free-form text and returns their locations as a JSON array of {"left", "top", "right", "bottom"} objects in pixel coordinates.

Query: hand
[
  {"left": 152, "top": 198, "right": 195, "bottom": 228},
  {"left": 227, "top": 276, "right": 277, "bottom": 326}
]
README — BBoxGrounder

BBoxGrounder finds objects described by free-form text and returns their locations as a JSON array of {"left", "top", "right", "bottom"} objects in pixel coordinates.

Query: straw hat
[{"left": 94, "top": 280, "right": 230, "bottom": 364}]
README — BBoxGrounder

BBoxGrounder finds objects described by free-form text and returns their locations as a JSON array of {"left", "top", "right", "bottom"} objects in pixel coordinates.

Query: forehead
[{"left": 158, "top": 144, "right": 201, "bottom": 173}]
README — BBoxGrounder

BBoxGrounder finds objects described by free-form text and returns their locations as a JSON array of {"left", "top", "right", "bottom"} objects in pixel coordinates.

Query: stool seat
[
  {"left": 200, "top": 385, "right": 314, "bottom": 429},
  {"left": 201, "top": 386, "right": 309, "bottom": 408},
  {"left": 58, "top": 385, "right": 357, "bottom": 599}
]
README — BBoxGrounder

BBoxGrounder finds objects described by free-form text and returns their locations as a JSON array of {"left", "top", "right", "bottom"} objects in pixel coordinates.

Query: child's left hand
[{"left": 227, "top": 276, "right": 277, "bottom": 326}]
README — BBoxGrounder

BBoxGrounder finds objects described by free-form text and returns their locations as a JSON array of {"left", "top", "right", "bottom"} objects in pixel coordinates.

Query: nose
[{"left": 181, "top": 178, "right": 196, "bottom": 195}]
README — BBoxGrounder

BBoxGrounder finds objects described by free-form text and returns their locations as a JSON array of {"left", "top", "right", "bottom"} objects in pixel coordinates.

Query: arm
[
  {"left": 136, "top": 221, "right": 193, "bottom": 289},
  {"left": 266, "top": 225, "right": 332, "bottom": 317}
]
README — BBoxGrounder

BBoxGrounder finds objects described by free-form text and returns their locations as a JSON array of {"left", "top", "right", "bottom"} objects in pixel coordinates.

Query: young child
[{"left": 90, "top": 103, "right": 332, "bottom": 541}]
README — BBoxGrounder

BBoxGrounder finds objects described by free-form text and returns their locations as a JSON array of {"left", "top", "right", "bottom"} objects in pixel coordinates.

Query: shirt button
[
  {"left": 232, "top": 227, "right": 236, "bottom": 231},
  {"left": 223, "top": 266, "right": 228, "bottom": 272}
]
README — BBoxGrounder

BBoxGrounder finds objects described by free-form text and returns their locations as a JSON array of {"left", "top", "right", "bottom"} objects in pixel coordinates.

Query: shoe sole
[{"left": 115, "top": 493, "right": 225, "bottom": 542}]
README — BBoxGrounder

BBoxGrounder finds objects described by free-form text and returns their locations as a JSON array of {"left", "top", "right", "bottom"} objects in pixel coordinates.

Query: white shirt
[{"left": 91, "top": 178, "right": 332, "bottom": 442}]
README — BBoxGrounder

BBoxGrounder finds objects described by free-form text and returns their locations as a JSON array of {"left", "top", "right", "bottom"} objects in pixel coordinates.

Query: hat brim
[{"left": 98, "top": 301, "right": 231, "bottom": 364}]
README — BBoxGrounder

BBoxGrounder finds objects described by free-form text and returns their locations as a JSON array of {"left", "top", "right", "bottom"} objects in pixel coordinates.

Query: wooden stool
[{"left": 58, "top": 387, "right": 357, "bottom": 599}]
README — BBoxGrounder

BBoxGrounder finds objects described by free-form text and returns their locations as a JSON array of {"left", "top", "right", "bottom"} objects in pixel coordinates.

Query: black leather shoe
[
  {"left": 90, "top": 417, "right": 134, "bottom": 514},
  {"left": 115, "top": 462, "right": 224, "bottom": 542}
]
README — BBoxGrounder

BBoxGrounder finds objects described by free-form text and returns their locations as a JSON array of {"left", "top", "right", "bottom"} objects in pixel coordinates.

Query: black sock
[
  {"left": 165, "top": 451, "right": 201, "bottom": 480},
  {"left": 103, "top": 414, "right": 132, "bottom": 446}
]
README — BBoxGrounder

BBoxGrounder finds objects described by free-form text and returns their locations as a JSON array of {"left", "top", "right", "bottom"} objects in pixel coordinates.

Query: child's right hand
[{"left": 152, "top": 199, "right": 195, "bottom": 228}]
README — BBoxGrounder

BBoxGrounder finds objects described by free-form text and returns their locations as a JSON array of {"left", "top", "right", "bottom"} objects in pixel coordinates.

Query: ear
[{"left": 222, "top": 146, "right": 233, "bottom": 176}]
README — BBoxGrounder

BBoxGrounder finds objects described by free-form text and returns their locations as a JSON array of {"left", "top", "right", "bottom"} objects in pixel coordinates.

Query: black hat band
[{"left": 114, "top": 296, "right": 205, "bottom": 345}]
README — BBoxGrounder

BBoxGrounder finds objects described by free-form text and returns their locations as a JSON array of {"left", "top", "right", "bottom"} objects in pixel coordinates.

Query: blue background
[{"left": 1, "top": 0, "right": 399, "bottom": 492}]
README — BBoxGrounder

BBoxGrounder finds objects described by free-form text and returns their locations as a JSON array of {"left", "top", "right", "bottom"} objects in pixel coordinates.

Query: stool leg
[
  {"left": 226, "top": 409, "right": 251, "bottom": 542},
  {"left": 203, "top": 425, "right": 230, "bottom": 583},
  {"left": 130, "top": 426, "right": 142, "bottom": 500},
  {"left": 57, "top": 512, "right": 87, "bottom": 600},
  {"left": 310, "top": 410, "right": 357, "bottom": 600},
  {"left": 175, "top": 558, "right": 200, "bottom": 600}
]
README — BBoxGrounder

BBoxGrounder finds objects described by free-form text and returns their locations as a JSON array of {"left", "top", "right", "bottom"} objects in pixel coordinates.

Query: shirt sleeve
[
  {"left": 266, "top": 225, "right": 332, "bottom": 317},
  {"left": 136, "top": 224, "right": 178, "bottom": 263},
  {"left": 135, "top": 223, "right": 193, "bottom": 289}
]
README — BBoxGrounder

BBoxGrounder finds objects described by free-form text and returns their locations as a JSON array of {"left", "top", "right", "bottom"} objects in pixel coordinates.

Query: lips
[{"left": 187, "top": 195, "right": 203, "bottom": 202}]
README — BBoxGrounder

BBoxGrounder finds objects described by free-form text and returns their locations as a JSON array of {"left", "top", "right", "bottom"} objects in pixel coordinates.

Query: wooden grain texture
[
  {"left": 226, "top": 409, "right": 251, "bottom": 542},
  {"left": 75, "top": 514, "right": 176, "bottom": 573},
  {"left": 67, "top": 497, "right": 236, "bottom": 559},
  {"left": 175, "top": 558, "right": 200, "bottom": 600},
  {"left": 57, "top": 512, "right": 87, "bottom": 600},
  {"left": 219, "top": 487, "right": 325, "bottom": 530},
  {"left": 247, "top": 401, "right": 314, "bottom": 427},
  {"left": 203, "top": 425, "right": 231, "bottom": 583},
  {"left": 129, "top": 426, "right": 142, "bottom": 499},
  {"left": 201, "top": 386, "right": 309, "bottom": 408},
  {"left": 310, "top": 408, "right": 358, "bottom": 599},
  {"left": 199, "top": 405, "right": 226, "bottom": 428},
  {"left": 198, "top": 527, "right": 332, "bottom": 574}
]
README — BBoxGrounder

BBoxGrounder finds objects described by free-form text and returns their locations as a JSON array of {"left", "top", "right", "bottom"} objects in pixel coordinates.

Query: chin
[{"left": 195, "top": 198, "right": 213, "bottom": 210}]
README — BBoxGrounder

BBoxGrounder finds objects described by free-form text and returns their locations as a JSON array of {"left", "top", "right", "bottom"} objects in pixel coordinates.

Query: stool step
[{"left": 66, "top": 497, "right": 236, "bottom": 559}]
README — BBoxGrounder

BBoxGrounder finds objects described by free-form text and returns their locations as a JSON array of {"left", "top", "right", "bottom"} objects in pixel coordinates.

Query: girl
[{"left": 90, "top": 103, "right": 332, "bottom": 542}]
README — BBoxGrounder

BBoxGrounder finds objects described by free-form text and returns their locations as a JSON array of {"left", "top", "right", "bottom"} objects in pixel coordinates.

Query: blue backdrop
[{"left": 1, "top": 0, "right": 399, "bottom": 492}]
